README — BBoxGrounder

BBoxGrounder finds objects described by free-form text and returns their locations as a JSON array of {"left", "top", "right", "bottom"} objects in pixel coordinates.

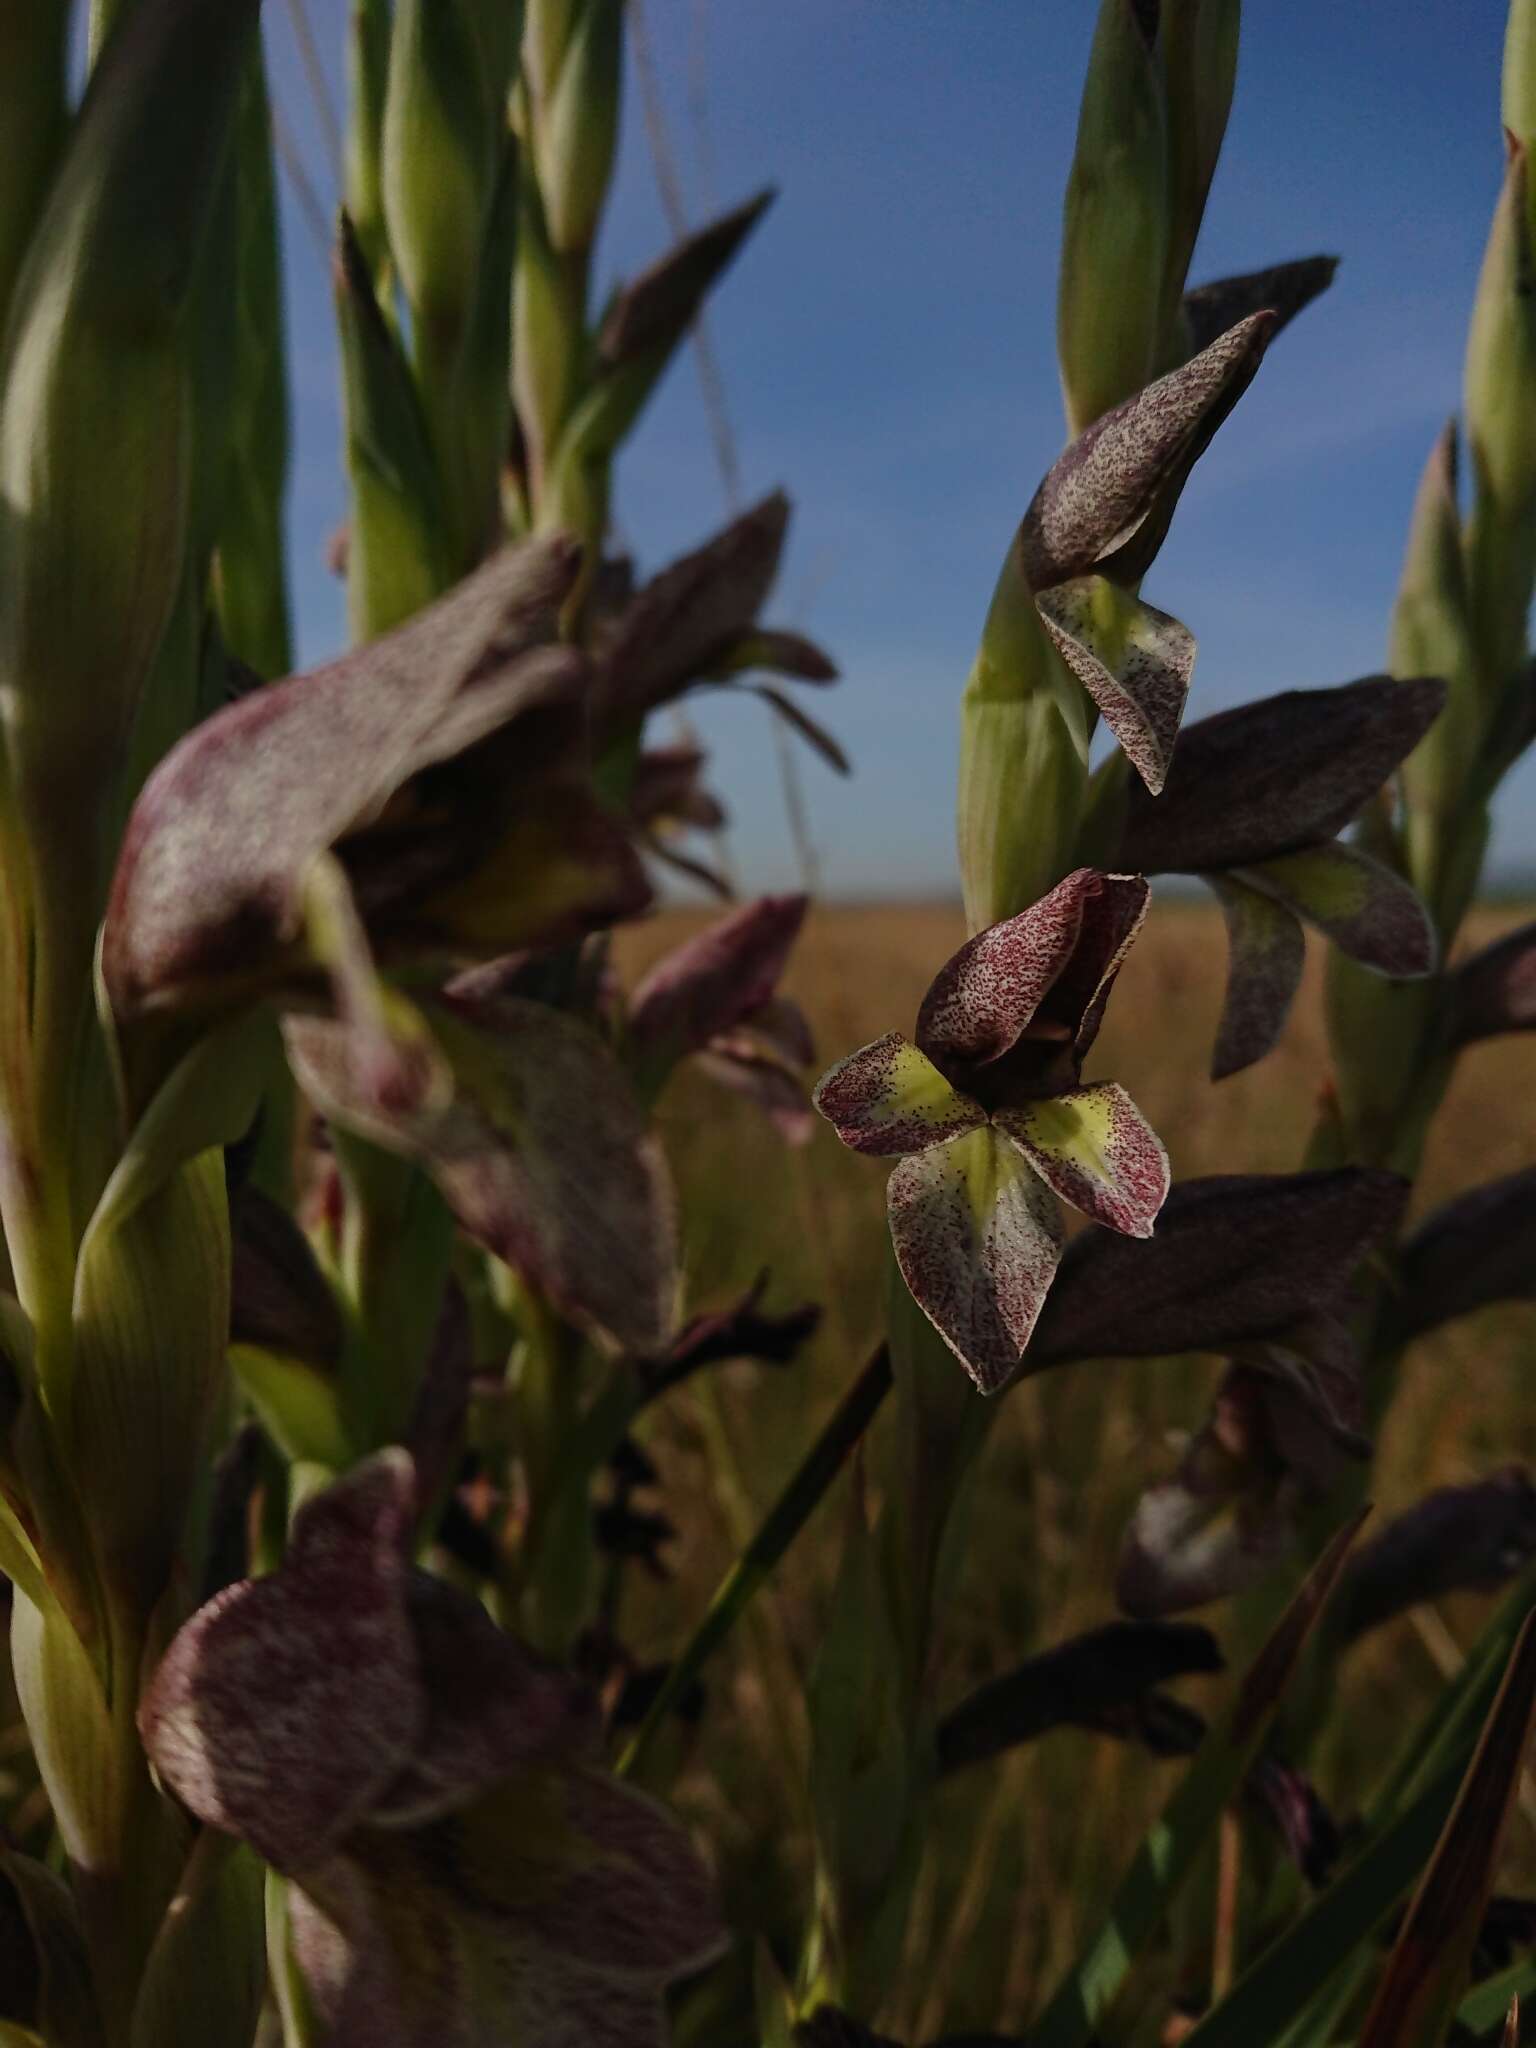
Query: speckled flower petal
[
  {"left": 1209, "top": 876, "right": 1307, "bottom": 1080},
  {"left": 1118, "top": 674, "right": 1447, "bottom": 876},
  {"left": 287, "top": 994, "right": 676, "bottom": 1355},
  {"left": 1234, "top": 843, "right": 1436, "bottom": 978},
  {"left": 374, "top": 1576, "right": 601, "bottom": 1827},
  {"left": 915, "top": 868, "right": 1146, "bottom": 1076},
  {"left": 288, "top": 1765, "right": 724, "bottom": 2047},
  {"left": 812, "top": 1032, "right": 985, "bottom": 1157},
  {"left": 1391, "top": 1166, "right": 1536, "bottom": 1341},
  {"left": 1019, "top": 313, "right": 1273, "bottom": 590},
  {"left": 998, "top": 1081, "right": 1169, "bottom": 1237},
  {"left": 104, "top": 538, "right": 582, "bottom": 1026},
  {"left": 139, "top": 1454, "right": 421, "bottom": 1874},
  {"left": 1036, "top": 577, "right": 1194, "bottom": 795},
  {"left": 887, "top": 1125, "right": 1065, "bottom": 1394}
]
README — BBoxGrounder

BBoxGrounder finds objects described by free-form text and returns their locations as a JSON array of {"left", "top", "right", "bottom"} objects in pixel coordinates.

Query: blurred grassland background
[{"left": 612, "top": 896, "right": 1536, "bottom": 2039}]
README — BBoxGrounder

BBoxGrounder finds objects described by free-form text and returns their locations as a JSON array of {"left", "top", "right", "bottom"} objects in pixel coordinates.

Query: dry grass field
[{"left": 613, "top": 898, "right": 1536, "bottom": 2038}]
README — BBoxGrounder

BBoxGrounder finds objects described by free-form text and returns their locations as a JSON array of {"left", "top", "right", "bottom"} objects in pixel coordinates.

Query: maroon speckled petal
[
  {"left": 103, "top": 539, "right": 582, "bottom": 1024},
  {"left": 887, "top": 1126, "right": 1065, "bottom": 1394},
  {"left": 373, "top": 1577, "right": 601, "bottom": 1827},
  {"left": 1037, "top": 579, "right": 1193, "bottom": 796},
  {"left": 521, "top": 1770, "right": 727, "bottom": 1980},
  {"left": 812, "top": 1032, "right": 985, "bottom": 1156},
  {"left": 628, "top": 894, "right": 808, "bottom": 1071},
  {"left": 140, "top": 1453, "right": 421, "bottom": 1874},
  {"left": 1209, "top": 876, "right": 1307, "bottom": 1080},
  {"left": 1019, "top": 314, "right": 1273, "bottom": 590},
  {"left": 1449, "top": 919, "right": 1536, "bottom": 1045},
  {"left": 287, "top": 994, "right": 676, "bottom": 1355},
  {"left": 998, "top": 1081, "right": 1169, "bottom": 1237},
  {"left": 917, "top": 871, "right": 1085, "bottom": 1070}
]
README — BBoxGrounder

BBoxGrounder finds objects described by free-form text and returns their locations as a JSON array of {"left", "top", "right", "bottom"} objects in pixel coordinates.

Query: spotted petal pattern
[
  {"left": 998, "top": 1081, "right": 1169, "bottom": 1237},
  {"left": 1036, "top": 577, "right": 1194, "bottom": 795},
  {"left": 887, "top": 1125, "right": 1064, "bottom": 1393},
  {"left": 140, "top": 1453, "right": 421, "bottom": 1874},
  {"left": 812, "top": 1032, "right": 985, "bottom": 1157}
]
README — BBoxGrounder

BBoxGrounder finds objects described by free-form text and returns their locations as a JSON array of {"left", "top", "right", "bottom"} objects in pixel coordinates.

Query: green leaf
[
  {"left": 1027, "top": 1510, "right": 1366, "bottom": 2048},
  {"left": 1358, "top": 1611, "right": 1536, "bottom": 2048}
]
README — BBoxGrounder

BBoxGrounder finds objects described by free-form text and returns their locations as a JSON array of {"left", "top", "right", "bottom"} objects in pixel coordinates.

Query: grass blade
[
  {"left": 1027, "top": 1510, "right": 1367, "bottom": 2048},
  {"left": 1358, "top": 1610, "right": 1536, "bottom": 2048}
]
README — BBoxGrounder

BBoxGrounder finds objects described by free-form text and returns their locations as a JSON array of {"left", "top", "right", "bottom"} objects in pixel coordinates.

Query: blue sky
[{"left": 264, "top": 2, "right": 1529, "bottom": 897}]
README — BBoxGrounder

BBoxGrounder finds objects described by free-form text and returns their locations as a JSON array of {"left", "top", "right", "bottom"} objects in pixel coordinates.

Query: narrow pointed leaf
[
  {"left": 1028, "top": 1513, "right": 1367, "bottom": 2048},
  {"left": 1393, "top": 1168, "right": 1536, "bottom": 1340},
  {"left": 998, "top": 1081, "right": 1169, "bottom": 1236},
  {"left": 887, "top": 1125, "right": 1065, "bottom": 1394},
  {"left": 1359, "top": 1612, "right": 1536, "bottom": 2048},
  {"left": 1037, "top": 576, "right": 1194, "bottom": 793},
  {"left": 814, "top": 1033, "right": 986, "bottom": 1157},
  {"left": 1027, "top": 1168, "right": 1408, "bottom": 1367},
  {"left": 1236, "top": 842, "right": 1437, "bottom": 977},
  {"left": 749, "top": 682, "right": 852, "bottom": 775},
  {"left": 1182, "top": 254, "right": 1340, "bottom": 353},
  {"left": 1208, "top": 876, "right": 1306, "bottom": 1078},
  {"left": 1117, "top": 674, "right": 1448, "bottom": 874}
]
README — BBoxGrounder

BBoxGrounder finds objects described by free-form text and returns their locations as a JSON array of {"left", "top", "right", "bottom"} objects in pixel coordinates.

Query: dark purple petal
[
  {"left": 594, "top": 493, "right": 789, "bottom": 732},
  {"left": 1449, "top": 920, "right": 1536, "bottom": 1045},
  {"left": 813, "top": 1032, "right": 986, "bottom": 1157},
  {"left": 1332, "top": 1470, "right": 1536, "bottom": 1645},
  {"left": 1235, "top": 844, "right": 1436, "bottom": 977},
  {"left": 628, "top": 894, "right": 808, "bottom": 1072},
  {"left": 915, "top": 869, "right": 1147, "bottom": 1080},
  {"left": 1208, "top": 878, "right": 1306, "bottom": 1080},
  {"left": 229, "top": 1185, "right": 345, "bottom": 1368},
  {"left": 744, "top": 683, "right": 851, "bottom": 774},
  {"left": 104, "top": 538, "right": 583, "bottom": 1027},
  {"left": 1182, "top": 254, "right": 1340, "bottom": 354},
  {"left": 1392, "top": 1167, "right": 1536, "bottom": 1339},
  {"left": 1118, "top": 675, "right": 1447, "bottom": 875},
  {"left": 373, "top": 1575, "right": 600, "bottom": 1825},
  {"left": 1246, "top": 1755, "right": 1342, "bottom": 1887},
  {"left": 640, "top": 1275, "right": 820, "bottom": 1397},
  {"left": 1018, "top": 313, "right": 1273, "bottom": 591},
  {"left": 935, "top": 1620, "right": 1222, "bottom": 1773},
  {"left": 140, "top": 1454, "right": 422, "bottom": 1873},
  {"left": 1027, "top": 1168, "right": 1409, "bottom": 1367},
  {"left": 887, "top": 1126, "right": 1065, "bottom": 1394},
  {"left": 287, "top": 995, "right": 677, "bottom": 1355},
  {"left": 597, "top": 189, "right": 774, "bottom": 370},
  {"left": 695, "top": 1042, "right": 817, "bottom": 1145}
]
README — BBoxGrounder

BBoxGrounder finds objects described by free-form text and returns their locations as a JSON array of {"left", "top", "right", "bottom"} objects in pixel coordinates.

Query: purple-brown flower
[
  {"left": 813, "top": 868, "right": 1169, "bottom": 1391},
  {"left": 140, "top": 1453, "right": 724, "bottom": 2045}
]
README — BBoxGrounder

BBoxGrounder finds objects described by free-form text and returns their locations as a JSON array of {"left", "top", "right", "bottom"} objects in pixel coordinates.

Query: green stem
[{"left": 616, "top": 1343, "right": 892, "bottom": 1780}]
